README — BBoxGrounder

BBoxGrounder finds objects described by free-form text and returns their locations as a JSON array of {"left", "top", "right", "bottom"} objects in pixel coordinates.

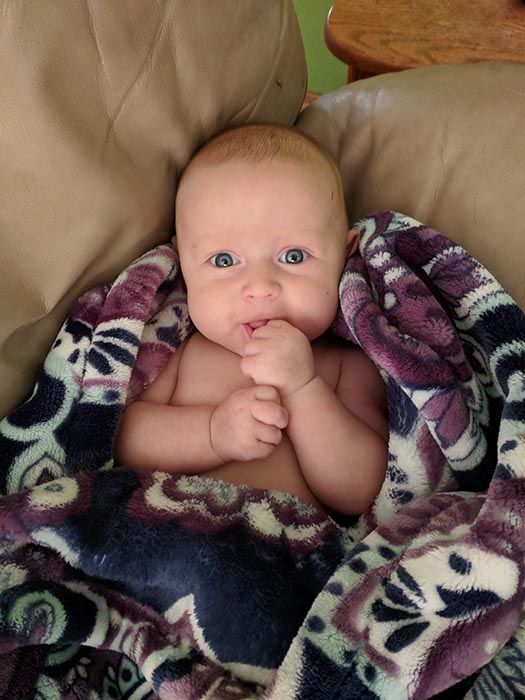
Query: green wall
[{"left": 292, "top": 0, "right": 347, "bottom": 94}]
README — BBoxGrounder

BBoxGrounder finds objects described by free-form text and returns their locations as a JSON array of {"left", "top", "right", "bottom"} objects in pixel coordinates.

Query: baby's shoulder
[
  {"left": 313, "top": 335, "right": 357, "bottom": 388},
  {"left": 316, "top": 334, "right": 384, "bottom": 388},
  {"left": 314, "top": 334, "right": 364, "bottom": 364}
]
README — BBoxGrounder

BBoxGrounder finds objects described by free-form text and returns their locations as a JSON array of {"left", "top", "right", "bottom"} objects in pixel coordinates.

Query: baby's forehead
[
  {"left": 175, "top": 153, "right": 348, "bottom": 241},
  {"left": 180, "top": 149, "right": 340, "bottom": 190}
]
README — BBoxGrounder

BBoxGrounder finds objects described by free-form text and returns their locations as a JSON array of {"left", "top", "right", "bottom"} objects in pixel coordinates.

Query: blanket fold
[{"left": 1, "top": 211, "right": 524, "bottom": 700}]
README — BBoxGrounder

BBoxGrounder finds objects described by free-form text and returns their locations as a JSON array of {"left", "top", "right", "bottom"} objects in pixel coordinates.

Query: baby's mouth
[{"left": 243, "top": 319, "right": 268, "bottom": 338}]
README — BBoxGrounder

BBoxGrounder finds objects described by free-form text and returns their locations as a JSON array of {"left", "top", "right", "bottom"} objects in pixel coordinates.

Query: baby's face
[{"left": 174, "top": 157, "right": 355, "bottom": 356}]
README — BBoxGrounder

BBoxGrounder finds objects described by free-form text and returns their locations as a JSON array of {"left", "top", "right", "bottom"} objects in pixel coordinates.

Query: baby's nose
[{"left": 242, "top": 264, "right": 281, "bottom": 300}]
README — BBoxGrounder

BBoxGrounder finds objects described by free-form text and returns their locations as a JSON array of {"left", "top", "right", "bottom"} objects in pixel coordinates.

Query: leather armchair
[
  {"left": 2, "top": 6, "right": 525, "bottom": 698},
  {"left": 0, "top": 0, "right": 306, "bottom": 417},
  {"left": 1, "top": 0, "right": 524, "bottom": 421},
  {"left": 297, "top": 61, "right": 525, "bottom": 312}
]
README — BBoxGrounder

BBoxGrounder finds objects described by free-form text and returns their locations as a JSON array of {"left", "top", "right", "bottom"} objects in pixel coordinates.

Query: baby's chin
[{"left": 218, "top": 335, "right": 247, "bottom": 357}]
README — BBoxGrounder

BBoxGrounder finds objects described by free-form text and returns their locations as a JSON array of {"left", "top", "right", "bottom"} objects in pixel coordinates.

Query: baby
[{"left": 114, "top": 124, "right": 388, "bottom": 516}]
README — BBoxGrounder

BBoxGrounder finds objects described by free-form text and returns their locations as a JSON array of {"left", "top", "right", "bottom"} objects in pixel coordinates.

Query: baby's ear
[
  {"left": 170, "top": 234, "right": 178, "bottom": 251},
  {"left": 346, "top": 228, "right": 359, "bottom": 256}
]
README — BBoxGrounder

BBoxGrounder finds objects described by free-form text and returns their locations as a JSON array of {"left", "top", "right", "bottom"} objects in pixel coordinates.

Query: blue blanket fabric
[{"left": 0, "top": 211, "right": 524, "bottom": 700}]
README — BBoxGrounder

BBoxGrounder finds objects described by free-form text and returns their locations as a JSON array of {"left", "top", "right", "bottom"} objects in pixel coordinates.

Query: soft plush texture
[{"left": 1, "top": 211, "right": 524, "bottom": 699}]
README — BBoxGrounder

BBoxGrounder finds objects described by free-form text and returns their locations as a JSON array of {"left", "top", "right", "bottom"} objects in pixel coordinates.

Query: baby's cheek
[
  {"left": 303, "top": 298, "right": 340, "bottom": 339},
  {"left": 187, "top": 296, "right": 214, "bottom": 336}
]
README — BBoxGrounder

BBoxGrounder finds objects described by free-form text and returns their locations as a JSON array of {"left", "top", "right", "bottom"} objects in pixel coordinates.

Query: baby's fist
[
  {"left": 241, "top": 320, "right": 315, "bottom": 395},
  {"left": 210, "top": 385, "right": 288, "bottom": 462}
]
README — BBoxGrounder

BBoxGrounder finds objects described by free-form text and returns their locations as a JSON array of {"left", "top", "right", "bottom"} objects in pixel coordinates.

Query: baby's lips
[
  {"left": 242, "top": 318, "right": 270, "bottom": 340},
  {"left": 248, "top": 319, "right": 268, "bottom": 330},
  {"left": 243, "top": 319, "right": 268, "bottom": 340}
]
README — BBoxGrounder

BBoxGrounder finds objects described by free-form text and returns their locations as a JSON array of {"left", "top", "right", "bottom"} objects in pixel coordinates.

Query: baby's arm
[
  {"left": 114, "top": 345, "right": 287, "bottom": 473},
  {"left": 242, "top": 322, "right": 387, "bottom": 515},
  {"left": 114, "top": 345, "right": 218, "bottom": 471},
  {"left": 283, "top": 348, "right": 388, "bottom": 515}
]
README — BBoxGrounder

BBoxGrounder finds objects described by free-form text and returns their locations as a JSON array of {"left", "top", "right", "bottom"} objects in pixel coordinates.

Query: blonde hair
[{"left": 177, "top": 123, "right": 344, "bottom": 199}]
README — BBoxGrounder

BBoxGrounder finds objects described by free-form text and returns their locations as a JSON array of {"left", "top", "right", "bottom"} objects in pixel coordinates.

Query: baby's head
[{"left": 174, "top": 123, "right": 358, "bottom": 355}]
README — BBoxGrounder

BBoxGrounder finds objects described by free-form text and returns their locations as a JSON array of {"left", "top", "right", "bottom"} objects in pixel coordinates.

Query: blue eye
[
  {"left": 210, "top": 252, "right": 239, "bottom": 267},
  {"left": 279, "top": 248, "right": 309, "bottom": 264}
]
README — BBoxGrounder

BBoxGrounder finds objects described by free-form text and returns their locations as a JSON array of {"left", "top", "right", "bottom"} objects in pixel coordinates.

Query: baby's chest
[
  {"left": 170, "top": 334, "right": 342, "bottom": 406},
  {"left": 171, "top": 337, "right": 252, "bottom": 406}
]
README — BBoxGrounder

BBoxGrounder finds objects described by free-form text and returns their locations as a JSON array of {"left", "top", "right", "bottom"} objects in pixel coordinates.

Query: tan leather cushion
[
  {"left": 297, "top": 62, "right": 525, "bottom": 309},
  {"left": 0, "top": 0, "right": 306, "bottom": 417}
]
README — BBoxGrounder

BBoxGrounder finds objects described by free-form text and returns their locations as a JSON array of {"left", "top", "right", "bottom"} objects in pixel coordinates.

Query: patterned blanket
[{"left": 1, "top": 211, "right": 524, "bottom": 700}]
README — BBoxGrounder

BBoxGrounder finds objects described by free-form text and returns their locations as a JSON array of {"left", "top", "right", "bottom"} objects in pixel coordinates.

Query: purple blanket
[{"left": 1, "top": 211, "right": 524, "bottom": 699}]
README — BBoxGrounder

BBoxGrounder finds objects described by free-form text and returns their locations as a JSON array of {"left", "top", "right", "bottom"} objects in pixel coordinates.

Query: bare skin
[
  {"left": 115, "top": 150, "right": 388, "bottom": 516},
  {"left": 115, "top": 329, "right": 388, "bottom": 515}
]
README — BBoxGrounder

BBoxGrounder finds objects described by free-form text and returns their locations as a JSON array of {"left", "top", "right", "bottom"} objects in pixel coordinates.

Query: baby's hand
[
  {"left": 210, "top": 385, "right": 288, "bottom": 462},
  {"left": 241, "top": 320, "right": 315, "bottom": 396}
]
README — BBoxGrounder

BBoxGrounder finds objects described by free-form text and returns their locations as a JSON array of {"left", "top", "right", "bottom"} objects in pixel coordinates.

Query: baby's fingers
[
  {"left": 252, "top": 398, "right": 288, "bottom": 429},
  {"left": 255, "top": 423, "right": 284, "bottom": 447},
  {"left": 253, "top": 385, "right": 281, "bottom": 403}
]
